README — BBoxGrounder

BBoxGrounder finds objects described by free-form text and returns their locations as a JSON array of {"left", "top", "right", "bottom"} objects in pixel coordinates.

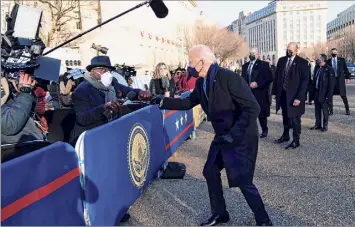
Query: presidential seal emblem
[{"left": 128, "top": 124, "right": 150, "bottom": 188}]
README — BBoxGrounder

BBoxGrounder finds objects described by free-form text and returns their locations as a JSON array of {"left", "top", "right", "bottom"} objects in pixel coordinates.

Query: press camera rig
[{"left": 114, "top": 64, "right": 136, "bottom": 81}]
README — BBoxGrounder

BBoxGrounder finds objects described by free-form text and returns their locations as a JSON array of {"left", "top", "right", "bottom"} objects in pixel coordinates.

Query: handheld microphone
[
  {"left": 123, "top": 91, "right": 137, "bottom": 105},
  {"left": 149, "top": 0, "right": 169, "bottom": 19},
  {"left": 161, "top": 75, "right": 170, "bottom": 91}
]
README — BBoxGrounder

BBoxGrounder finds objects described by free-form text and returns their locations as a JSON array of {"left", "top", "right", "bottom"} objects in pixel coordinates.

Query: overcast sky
[{"left": 197, "top": 1, "right": 355, "bottom": 27}]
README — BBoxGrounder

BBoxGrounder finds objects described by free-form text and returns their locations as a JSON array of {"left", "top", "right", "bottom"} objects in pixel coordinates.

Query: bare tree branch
[{"left": 182, "top": 21, "right": 248, "bottom": 65}]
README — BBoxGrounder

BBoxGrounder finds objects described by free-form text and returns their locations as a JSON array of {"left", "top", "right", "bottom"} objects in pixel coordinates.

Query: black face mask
[
  {"left": 286, "top": 50, "right": 293, "bottom": 58},
  {"left": 249, "top": 55, "right": 256, "bottom": 61},
  {"left": 331, "top": 53, "right": 337, "bottom": 57}
]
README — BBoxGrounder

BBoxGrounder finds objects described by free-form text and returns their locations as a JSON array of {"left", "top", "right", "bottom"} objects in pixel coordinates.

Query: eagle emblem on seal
[{"left": 128, "top": 124, "right": 150, "bottom": 188}]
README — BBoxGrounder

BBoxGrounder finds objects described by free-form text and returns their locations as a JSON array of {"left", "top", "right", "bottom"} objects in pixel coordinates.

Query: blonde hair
[{"left": 153, "top": 62, "right": 171, "bottom": 80}]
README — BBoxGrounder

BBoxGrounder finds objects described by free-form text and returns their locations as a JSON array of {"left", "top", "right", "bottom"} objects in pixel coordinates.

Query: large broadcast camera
[
  {"left": 1, "top": 4, "right": 61, "bottom": 83},
  {"left": 114, "top": 64, "right": 137, "bottom": 82}
]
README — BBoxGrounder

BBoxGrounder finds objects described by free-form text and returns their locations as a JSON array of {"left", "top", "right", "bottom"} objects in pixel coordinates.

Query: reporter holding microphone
[
  {"left": 70, "top": 56, "right": 152, "bottom": 149},
  {"left": 149, "top": 62, "right": 174, "bottom": 97}
]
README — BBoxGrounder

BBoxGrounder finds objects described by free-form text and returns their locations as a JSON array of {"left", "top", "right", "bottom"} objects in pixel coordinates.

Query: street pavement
[{"left": 124, "top": 82, "right": 355, "bottom": 226}]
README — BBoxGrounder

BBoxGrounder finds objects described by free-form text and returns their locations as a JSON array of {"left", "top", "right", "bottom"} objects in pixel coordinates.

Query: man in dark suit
[
  {"left": 272, "top": 42, "right": 309, "bottom": 149},
  {"left": 242, "top": 48, "right": 273, "bottom": 138},
  {"left": 310, "top": 54, "right": 335, "bottom": 132},
  {"left": 326, "top": 48, "right": 351, "bottom": 115},
  {"left": 265, "top": 58, "right": 276, "bottom": 104},
  {"left": 70, "top": 56, "right": 152, "bottom": 148},
  {"left": 305, "top": 58, "right": 315, "bottom": 105},
  {"left": 159, "top": 45, "right": 272, "bottom": 226}
]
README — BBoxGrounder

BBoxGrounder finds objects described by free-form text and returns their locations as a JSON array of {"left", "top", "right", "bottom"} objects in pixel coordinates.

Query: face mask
[
  {"left": 249, "top": 55, "right": 256, "bottom": 61},
  {"left": 187, "top": 60, "right": 202, "bottom": 78},
  {"left": 100, "top": 71, "right": 113, "bottom": 87},
  {"left": 331, "top": 53, "right": 337, "bottom": 57},
  {"left": 286, "top": 50, "right": 293, "bottom": 58}
]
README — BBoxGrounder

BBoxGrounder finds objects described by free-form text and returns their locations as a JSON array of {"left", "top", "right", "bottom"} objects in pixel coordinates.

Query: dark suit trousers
[
  {"left": 329, "top": 77, "right": 350, "bottom": 111},
  {"left": 204, "top": 147, "right": 270, "bottom": 223},
  {"left": 314, "top": 100, "right": 329, "bottom": 128},
  {"left": 280, "top": 91, "right": 301, "bottom": 142},
  {"left": 258, "top": 117, "right": 268, "bottom": 133}
]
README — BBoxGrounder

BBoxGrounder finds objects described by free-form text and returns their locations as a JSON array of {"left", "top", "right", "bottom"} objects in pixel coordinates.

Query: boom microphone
[
  {"left": 149, "top": 0, "right": 169, "bottom": 19},
  {"left": 43, "top": 0, "right": 169, "bottom": 56}
]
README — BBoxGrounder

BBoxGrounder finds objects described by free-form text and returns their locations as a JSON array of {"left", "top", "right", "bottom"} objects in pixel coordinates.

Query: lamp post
[{"left": 91, "top": 43, "right": 108, "bottom": 56}]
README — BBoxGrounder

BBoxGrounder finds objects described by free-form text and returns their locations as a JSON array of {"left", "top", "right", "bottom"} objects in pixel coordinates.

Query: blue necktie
[
  {"left": 333, "top": 58, "right": 338, "bottom": 77},
  {"left": 247, "top": 62, "right": 253, "bottom": 83}
]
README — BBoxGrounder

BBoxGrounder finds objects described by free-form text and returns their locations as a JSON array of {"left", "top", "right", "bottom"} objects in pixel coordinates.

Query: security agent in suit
[
  {"left": 272, "top": 42, "right": 309, "bottom": 149},
  {"left": 159, "top": 45, "right": 272, "bottom": 226},
  {"left": 326, "top": 48, "right": 351, "bottom": 115},
  {"left": 242, "top": 48, "right": 273, "bottom": 138},
  {"left": 310, "top": 54, "right": 335, "bottom": 132}
]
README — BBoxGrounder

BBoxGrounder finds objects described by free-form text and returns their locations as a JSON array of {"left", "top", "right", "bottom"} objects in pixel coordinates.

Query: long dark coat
[
  {"left": 241, "top": 59, "right": 273, "bottom": 118},
  {"left": 160, "top": 65, "right": 261, "bottom": 187},
  {"left": 312, "top": 65, "right": 335, "bottom": 103},
  {"left": 272, "top": 55, "right": 309, "bottom": 118},
  {"left": 326, "top": 57, "right": 351, "bottom": 96},
  {"left": 70, "top": 78, "right": 140, "bottom": 144}
]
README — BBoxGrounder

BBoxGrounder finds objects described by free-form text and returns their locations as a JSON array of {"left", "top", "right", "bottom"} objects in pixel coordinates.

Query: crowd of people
[{"left": 0, "top": 55, "right": 198, "bottom": 147}]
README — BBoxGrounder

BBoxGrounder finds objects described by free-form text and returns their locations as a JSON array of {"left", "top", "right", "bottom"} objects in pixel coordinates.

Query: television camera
[
  {"left": 114, "top": 64, "right": 137, "bottom": 82},
  {"left": 1, "top": 4, "right": 61, "bottom": 84}
]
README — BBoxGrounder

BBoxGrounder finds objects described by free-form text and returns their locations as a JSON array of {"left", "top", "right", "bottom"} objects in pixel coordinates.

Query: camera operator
[
  {"left": 1, "top": 73, "right": 43, "bottom": 144},
  {"left": 70, "top": 56, "right": 152, "bottom": 146}
]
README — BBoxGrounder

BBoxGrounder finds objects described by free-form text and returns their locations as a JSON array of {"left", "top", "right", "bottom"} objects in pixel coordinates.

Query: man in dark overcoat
[
  {"left": 242, "top": 48, "right": 273, "bottom": 138},
  {"left": 310, "top": 54, "right": 335, "bottom": 132},
  {"left": 159, "top": 45, "right": 272, "bottom": 226},
  {"left": 326, "top": 48, "right": 351, "bottom": 115},
  {"left": 272, "top": 42, "right": 309, "bottom": 149}
]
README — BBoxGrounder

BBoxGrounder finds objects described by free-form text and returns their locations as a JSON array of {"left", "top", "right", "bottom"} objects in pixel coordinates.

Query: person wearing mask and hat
[
  {"left": 70, "top": 56, "right": 152, "bottom": 149},
  {"left": 326, "top": 48, "right": 351, "bottom": 115}
]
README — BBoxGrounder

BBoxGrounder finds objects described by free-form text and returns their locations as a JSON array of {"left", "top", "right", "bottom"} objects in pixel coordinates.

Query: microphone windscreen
[
  {"left": 126, "top": 91, "right": 137, "bottom": 100},
  {"left": 161, "top": 76, "right": 170, "bottom": 89},
  {"left": 149, "top": 0, "right": 168, "bottom": 19}
]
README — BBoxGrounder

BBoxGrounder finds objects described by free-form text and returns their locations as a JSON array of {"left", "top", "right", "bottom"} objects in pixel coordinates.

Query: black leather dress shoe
[
  {"left": 285, "top": 141, "right": 300, "bottom": 149},
  {"left": 321, "top": 127, "right": 328, "bottom": 132},
  {"left": 260, "top": 132, "right": 268, "bottom": 138},
  {"left": 274, "top": 136, "right": 290, "bottom": 144},
  {"left": 200, "top": 215, "right": 230, "bottom": 226},
  {"left": 120, "top": 213, "right": 131, "bottom": 223},
  {"left": 329, "top": 110, "right": 333, "bottom": 115},
  {"left": 310, "top": 125, "right": 322, "bottom": 130},
  {"left": 346, "top": 110, "right": 350, "bottom": 115},
  {"left": 257, "top": 219, "right": 274, "bottom": 226}
]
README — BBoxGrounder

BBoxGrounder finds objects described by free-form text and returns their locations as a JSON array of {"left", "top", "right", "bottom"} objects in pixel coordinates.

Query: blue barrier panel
[
  {"left": 82, "top": 105, "right": 167, "bottom": 226},
  {"left": 1, "top": 142, "right": 85, "bottom": 226},
  {"left": 162, "top": 91, "right": 194, "bottom": 155}
]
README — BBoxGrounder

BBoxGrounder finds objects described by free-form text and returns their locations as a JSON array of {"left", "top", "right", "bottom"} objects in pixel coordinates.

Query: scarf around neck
[{"left": 85, "top": 76, "right": 117, "bottom": 103}]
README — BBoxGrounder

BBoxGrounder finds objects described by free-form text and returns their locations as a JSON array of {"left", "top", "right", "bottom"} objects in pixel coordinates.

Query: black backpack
[{"left": 160, "top": 162, "right": 186, "bottom": 179}]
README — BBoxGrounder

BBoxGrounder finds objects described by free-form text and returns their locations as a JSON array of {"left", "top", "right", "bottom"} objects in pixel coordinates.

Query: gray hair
[
  {"left": 189, "top": 45, "right": 217, "bottom": 63},
  {"left": 319, "top": 54, "right": 328, "bottom": 62}
]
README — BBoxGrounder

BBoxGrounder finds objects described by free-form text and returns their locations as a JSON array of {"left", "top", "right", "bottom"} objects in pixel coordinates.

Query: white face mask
[{"left": 100, "top": 71, "right": 113, "bottom": 87}]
